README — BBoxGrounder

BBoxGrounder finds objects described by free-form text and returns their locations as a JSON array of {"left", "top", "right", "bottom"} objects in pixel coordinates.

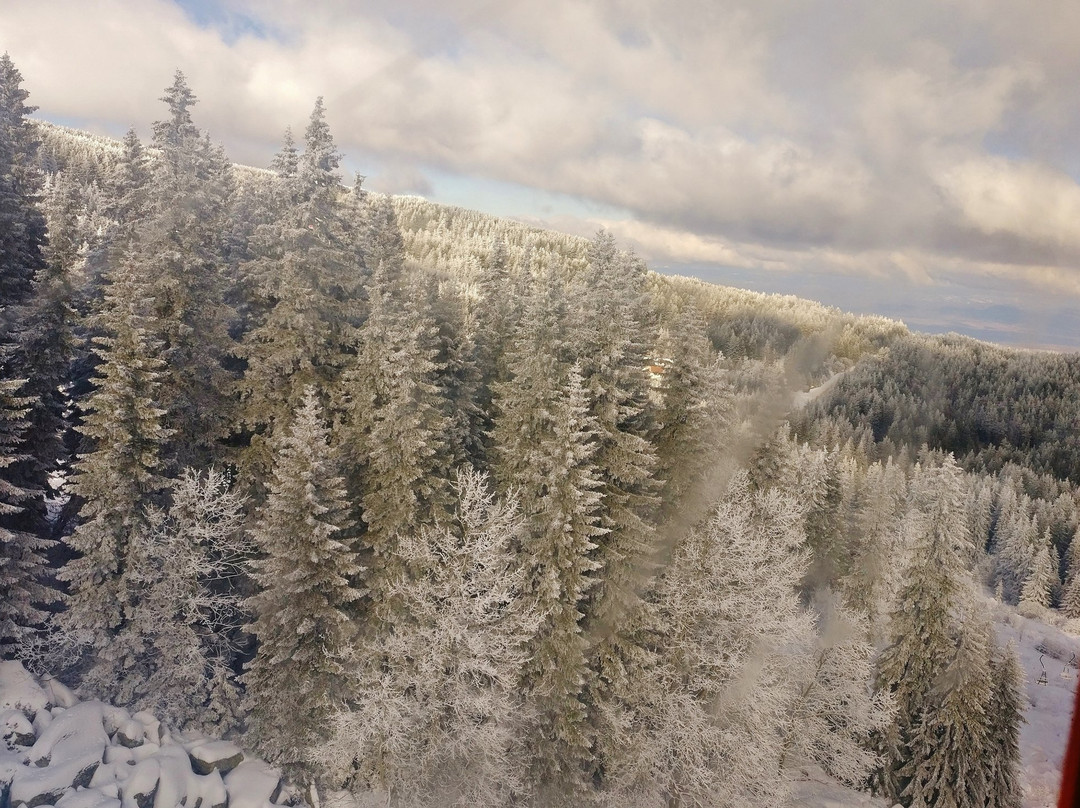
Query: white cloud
[{"left": 3, "top": 0, "right": 1080, "bottom": 305}]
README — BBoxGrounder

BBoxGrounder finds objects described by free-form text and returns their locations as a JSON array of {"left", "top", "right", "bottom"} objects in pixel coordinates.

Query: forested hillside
[{"left": 0, "top": 55, "right": 1071, "bottom": 808}]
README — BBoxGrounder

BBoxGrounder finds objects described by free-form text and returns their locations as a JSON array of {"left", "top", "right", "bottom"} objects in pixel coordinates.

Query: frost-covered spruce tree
[
  {"left": 603, "top": 472, "right": 811, "bottom": 808},
  {"left": 239, "top": 99, "right": 364, "bottom": 494},
  {"left": 0, "top": 53, "right": 55, "bottom": 536},
  {"left": 1062, "top": 529, "right": 1080, "bottom": 618},
  {"left": 570, "top": 233, "right": 659, "bottom": 624},
  {"left": 1019, "top": 532, "right": 1056, "bottom": 611},
  {"left": 837, "top": 457, "right": 908, "bottom": 637},
  {"left": 57, "top": 252, "right": 172, "bottom": 701},
  {"left": 126, "top": 468, "right": 249, "bottom": 732},
  {"left": 874, "top": 456, "right": 994, "bottom": 807},
  {"left": 491, "top": 270, "right": 606, "bottom": 801},
  {"left": 244, "top": 387, "right": 362, "bottom": 771},
  {"left": 652, "top": 302, "right": 730, "bottom": 512},
  {"left": 123, "top": 71, "right": 237, "bottom": 468},
  {"left": 568, "top": 233, "right": 660, "bottom": 770},
  {"left": 0, "top": 54, "right": 46, "bottom": 319},
  {"left": 901, "top": 605, "right": 993, "bottom": 807},
  {"left": 505, "top": 368, "right": 605, "bottom": 804},
  {"left": 0, "top": 378, "right": 54, "bottom": 658},
  {"left": 471, "top": 236, "right": 519, "bottom": 456},
  {"left": 984, "top": 641, "right": 1024, "bottom": 808},
  {"left": 324, "top": 470, "right": 538, "bottom": 808},
  {"left": 340, "top": 238, "right": 453, "bottom": 624}
]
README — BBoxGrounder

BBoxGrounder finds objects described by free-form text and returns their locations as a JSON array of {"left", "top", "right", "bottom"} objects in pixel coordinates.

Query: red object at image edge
[{"left": 1061, "top": 676, "right": 1080, "bottom": 808}]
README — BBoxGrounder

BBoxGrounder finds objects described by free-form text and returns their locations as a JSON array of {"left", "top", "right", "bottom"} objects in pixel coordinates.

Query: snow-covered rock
[
  {"left": 224, "top": 760, "right": 283, "bottom": 808},
  {"left": 113, "top": 718, "right": 145, "bottom": 749},
  {"left": 0, "top": 662, "right": 50, "bottom": 718},
  {"left": 0, "top": 663, "right": 304, "bottom": 808},
  {"left": 10, "top": 751, "right": 100, "bottom": 807},
  {"left": 188, "top": 739, "right": 244, "bottom": 775},
  {"left": 1, "top": 709, "right": 35, "bottom": 749},
  {"left": 27, "top": 701, "right": 108, "bottom": 768}
]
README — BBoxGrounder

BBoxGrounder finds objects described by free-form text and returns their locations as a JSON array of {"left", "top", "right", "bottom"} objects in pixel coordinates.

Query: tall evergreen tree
[
  {"left": 0, "top": 378, "right": 53, "bottom": 658},
  {"left": 56, "top": 252, "right": 172, "bottom": 700},
  {"left": 1019, "top": 532, "right": 1056, "bottom": 610},
  {"left": 244, "top": 387, "right": 362, "bottom": 771},
  {"left": 141, "top": 71, "right": 236, "bottom": 468},
  {"left": 652, "top": 303, "right": 730, "bottom": 511},
  {"left": 874, "top": 456, "right": 995, "bottom": 807},
  {"left": 238, "top": 100, "right": 364, "bottom": 492},
  {"left": 0, "top": 53, "right": 46, "bottom": 324},
  {"left": 568, "top": 233, "right": 660, "bottom": 781},
  {"left": 984, "top": 641, "right": 1024, "bottom": 808},
  {"left": 340, "top": 244, "right": 453, "bottom": 623},
  {"left": 0, "top": 53, "right": 56, "bottom": 540}
]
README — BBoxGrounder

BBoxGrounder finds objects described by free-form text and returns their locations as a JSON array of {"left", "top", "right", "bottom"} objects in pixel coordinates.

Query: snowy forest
[{"left": 2, "top": 54, "right": 1077, "bottom": 807}]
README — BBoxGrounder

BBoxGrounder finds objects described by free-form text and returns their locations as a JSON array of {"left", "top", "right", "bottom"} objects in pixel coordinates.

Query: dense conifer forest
[{"left": 3, "top": 54, "right": 1076, "bottom": 807}]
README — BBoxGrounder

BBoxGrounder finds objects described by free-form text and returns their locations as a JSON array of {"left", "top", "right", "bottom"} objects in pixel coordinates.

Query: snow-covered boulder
[
  {"left": 225, "top": 760, "right": 283, "bottom": 808},
  {"left": 130, "top": 712, "right": 162, "bottom": 746},
  {"left": 1, "top": 708, "right": 36, "bottom": 749},
  {"left": 114, "top": 718, "right": 145, "bottom": 748},
  {"left": 56, "top": 788, "right": 122, "bottom": 808},
  {"left": 0, "top": 664, "right": 303, "bottom": 808},
  {"left": 10, "top": 751, "right": 100, "bottom": 807},
  {"left": 118, "top": 757, "right": 159, "bottom": 808},
  {"left": 188, "top": 740, "right": 244, "bottom": 775},
  {"left": 188, "top": 768, "right": 228, "bottom": 808},
  {"left": 0, "top": 662, "right": 50, "bottom": 719},
  {"left": 27, "top": 701, "right": 108, "bottom": 768}
]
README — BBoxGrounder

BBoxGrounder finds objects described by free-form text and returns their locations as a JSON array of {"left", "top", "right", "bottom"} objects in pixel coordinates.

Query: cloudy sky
[{"left": 4, "top": 0, "right": 1080, "bottom": 349}]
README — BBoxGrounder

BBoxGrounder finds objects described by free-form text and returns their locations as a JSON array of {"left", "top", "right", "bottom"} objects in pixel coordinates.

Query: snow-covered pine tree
[
  {"left": 126, "top": 468, "right": 249, "bottom": 732},
  {"left": 56, "top": 251, "right": 172, "bottom": 702},
  {"left": 983, "top": 640, "right": 1024, "bottom": 808},
  {"left": 837, "top": 456, "right": 908, "bottom": 637},
  {"left": 244, "top": 386, "right": 362, "bottom": 772},
  {"left": 1019, "top": 530, "right": 1056, "bottom": 611},
  {"left": 0, "top": 54, "right": 46, "bottom": 320},
  {"left": 238, "top": 100, "right": 364, "bottom": 496},
  {"left": 470, "top": 236, "right": 519, "bottom": 459},
  {"left": 339, "top": 243, "right": 454, "bottom": 625},
  {"left": 0, "top": 53, "right": 56, "bottom": 540},
  {"left": 1062, "top": 528, "right": 1080, "bottom": 618},
  {"left": 567, "top": 233, "right": 660, "bottom": 778},
  {"left": 0, "top": 377, "right": 54, "bottom": 658},
  {"left": 489, "top": 268, "right": 605, "bottom": 801},
  {"left": 901, "top": 604, "right": 993, "bottom": 807},
  {"left": 141, "top": 71, "right": 236, "bottom": 468},
  {"left": 873, "top": 456, "right": 995, "bottom": 807},
  {"left": 323, "top": 469, "right": 538, "bottom": 807},
  {"left": 652, "top": 302, "right": 731, "bottom": 512}
]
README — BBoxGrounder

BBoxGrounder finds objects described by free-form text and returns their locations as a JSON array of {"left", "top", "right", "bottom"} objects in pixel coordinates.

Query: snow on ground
[
  {"left": 793, "top": 370, "right": 848, "bottom": 409},
  {"left": 785, "top": 766, "right": 890, "bottom": 808},
  {"left": 0, "top": 662, "right": 301, "bottom": 808},
  {"left": 991, "top": 599, "right": 1080, "bottom": 808}
]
